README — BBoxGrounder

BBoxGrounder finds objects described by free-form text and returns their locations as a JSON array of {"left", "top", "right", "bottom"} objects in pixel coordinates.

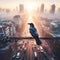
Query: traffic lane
[
  {"left": 19, "top": 15, "right": 41, "bottom": 60},
  {"left": 17, "top": 40, "right": 34, "bottom": 60},
  {"left": 21, "top": 40, "right": 40, "bottom": 60},
  {"left": 25, "top": 40, "right": 35, "bottom": 60},
  {"left": 16, "top": 40, "right": 54, "bottom": 60},
  {"left": 17, "top": 43, "right": 27, "bottom": 60},
  {"left": 15, "top": 13, "right": 54, "bottom": 60},
  {"left": 32, "top": 44, "right": 54, "bottom": 60},
  {"left": 32, "top": 16, "right": 53, "bottom": 55},
  {"left": 32, "top": 45, "right": 39, "bottom": 60},
  {"left": 20, "top": 49, "right": 27, "bottom": 60},
  {"left": 15, "top": 15, "right": 29, "bottom": 37},
  {"left": 16, "top": 27, "right": 54, "bottom": 59}
]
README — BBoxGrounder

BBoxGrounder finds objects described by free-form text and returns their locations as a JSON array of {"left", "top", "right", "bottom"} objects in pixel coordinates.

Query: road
[{"left": 14, "top": 12, "right": 55, "bottom": 60}]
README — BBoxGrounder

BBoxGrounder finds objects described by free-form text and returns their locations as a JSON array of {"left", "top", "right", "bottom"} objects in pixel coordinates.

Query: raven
[{"left": 28, "top": 23, "right": 42, "bottom": 45}]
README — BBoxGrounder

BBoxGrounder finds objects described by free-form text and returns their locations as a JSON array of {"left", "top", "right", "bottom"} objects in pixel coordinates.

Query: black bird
[{"left": 28, "top": 23, "right": 42, "bottom": 45}]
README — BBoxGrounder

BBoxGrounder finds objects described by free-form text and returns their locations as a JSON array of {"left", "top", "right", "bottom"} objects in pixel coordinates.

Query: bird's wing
[{"left": 30, "top": 28, "right": 39, "bottom": 36}]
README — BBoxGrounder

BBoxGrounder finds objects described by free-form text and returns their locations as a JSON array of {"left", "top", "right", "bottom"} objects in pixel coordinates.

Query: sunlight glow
[
  {"left": 26, "top": 4, "right": 33, "bottom": 12},
  {"left": 25, "top": 3, "right": 36, "bottom": 12}
]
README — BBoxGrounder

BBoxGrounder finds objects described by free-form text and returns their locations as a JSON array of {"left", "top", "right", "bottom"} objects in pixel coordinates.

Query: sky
[{"left": 0, "top": 0, "right": 60, "bottom": 9}]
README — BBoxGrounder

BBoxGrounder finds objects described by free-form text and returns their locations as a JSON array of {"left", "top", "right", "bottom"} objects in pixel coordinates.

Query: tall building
[
  {"left": 6, "top": 9, "right": 10, "bottom": 13},
  {"left": 13, "top": 15, "right": 21, "bottom": 25},
  {"left": 0, "top": 8, "right": 2, "bottom": 12},
  {"left": 58, "top": 7, "right": 60, "bottom": 12},
  {"left": 19, "top": 4, "right": 24, "bottom": 12},
  {"left": 40, "top": 4, "right": 44, "bottom": 13},
  {"left": 16, "top": 7, "right": 18, "bottom": 12},
  {"left": 50, "top": 4, "right": 56, "bottom": 14}
]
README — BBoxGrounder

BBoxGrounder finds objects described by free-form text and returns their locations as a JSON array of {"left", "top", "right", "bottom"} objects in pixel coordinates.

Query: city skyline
[{"left": 0, "top": 0, "right": 60, "bottom": 9}]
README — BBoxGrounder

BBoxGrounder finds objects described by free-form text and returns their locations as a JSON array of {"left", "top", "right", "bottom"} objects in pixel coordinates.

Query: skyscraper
[
  {"left": 58, "top": 7, "right": 60, "bottom": 12},
  {"left": 19, "top": 4, "right": 24, "bottom": 12},
  {"left": 50, "top": 4, "right": 56, "bottom": 14},
  {"left": 40, "top": 4, "right": 44, "bottom": 13}
]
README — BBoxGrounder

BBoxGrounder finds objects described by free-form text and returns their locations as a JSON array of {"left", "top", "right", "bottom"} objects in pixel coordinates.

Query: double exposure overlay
[{"left": 0, "top": 0, "right": 60, "bottom": 60}]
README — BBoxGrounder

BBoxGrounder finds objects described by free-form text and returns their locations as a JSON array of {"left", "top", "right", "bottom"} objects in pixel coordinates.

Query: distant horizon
[{"left": 0, "top": 0, "right": 60, "bottom": 10}]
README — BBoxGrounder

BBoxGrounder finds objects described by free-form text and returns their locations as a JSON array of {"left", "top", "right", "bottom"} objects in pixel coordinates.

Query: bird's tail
[{"left": 34, "top": 36, "right": 42, "bottom": 45}]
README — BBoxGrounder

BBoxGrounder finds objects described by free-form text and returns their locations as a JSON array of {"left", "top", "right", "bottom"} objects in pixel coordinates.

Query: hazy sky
[{"left": 0, "top": 0, "right": 60, "bottom": 9}]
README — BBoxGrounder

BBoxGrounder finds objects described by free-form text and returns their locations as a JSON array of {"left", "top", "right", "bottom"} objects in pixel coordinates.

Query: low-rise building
[{"left": 0, "top": 21, "right": 16, "bottom": 36}]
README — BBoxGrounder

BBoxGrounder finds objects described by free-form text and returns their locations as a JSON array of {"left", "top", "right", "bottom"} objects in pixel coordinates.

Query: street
[
  {"left": 0, "top": 1, "right": 60, "bottom": 60},
  {"left": 14, "top": 13, "right": 55, "bottom": 60}
]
